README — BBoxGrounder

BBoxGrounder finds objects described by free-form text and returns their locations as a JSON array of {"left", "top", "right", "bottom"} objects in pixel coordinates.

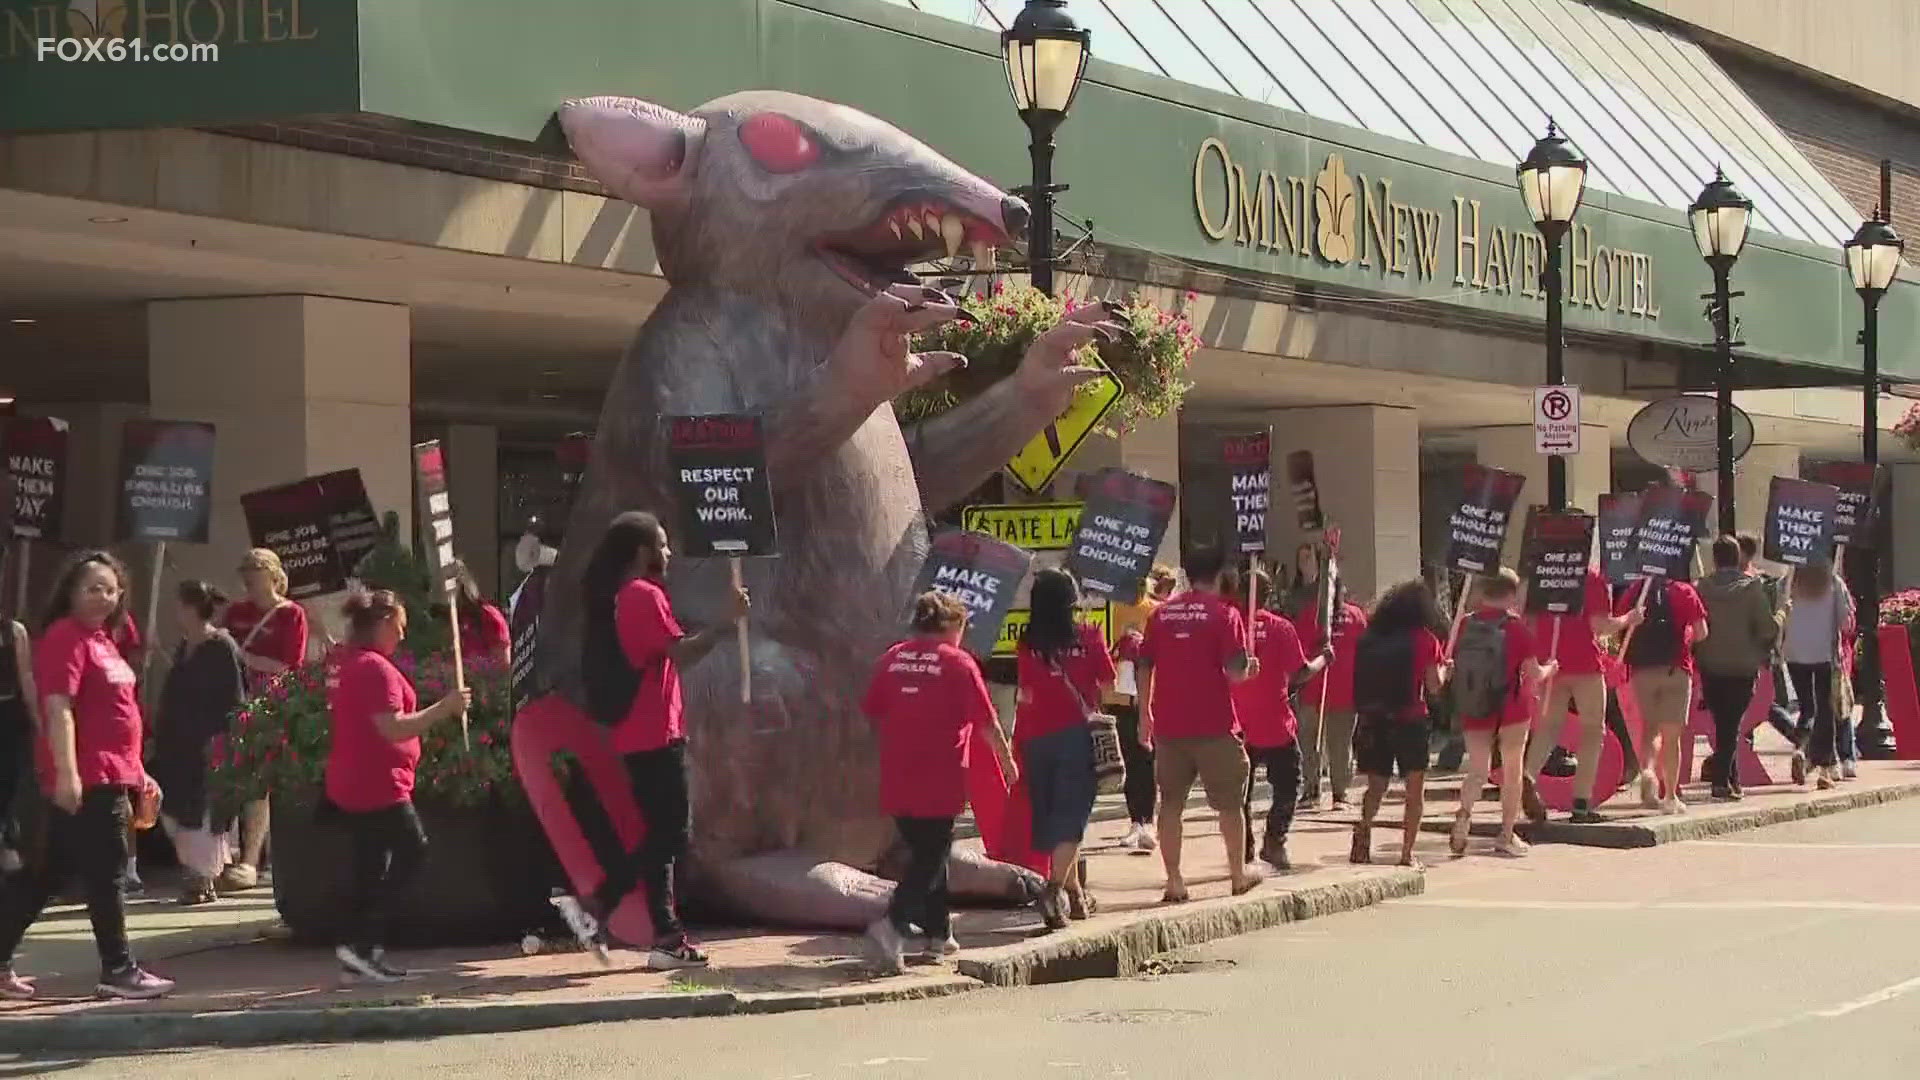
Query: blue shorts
[{"left": 1019, "top": 724, "right": 1098, "bottom": 848}]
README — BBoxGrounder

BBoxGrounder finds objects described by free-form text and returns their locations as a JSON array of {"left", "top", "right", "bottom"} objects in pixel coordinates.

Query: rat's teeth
[
  {"left": 905, "top": 215, "right": 923, "bottom": 240},
  {"left": 888, "top": 218, "right": 902, "bottom": 239},
  {"left": 941, "top": 214, "right": 965, "bottom": 258},
  {"left": 971, "top": 240, "right": 994, "bottom": 267},
  {"left": 923, "top": 211, "right": 942, "bottom": 239}
]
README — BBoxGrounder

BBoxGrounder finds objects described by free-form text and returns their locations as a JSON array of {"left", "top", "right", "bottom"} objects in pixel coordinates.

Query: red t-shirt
[
  {"left": 1615, "top": 578, "right": 1709, "bottom": 674},
  {"left": 1294, "top": 602, "right": 1368, "bottom": 710},
  {"left": 1140, "top": 590, "right": 1247, "bottom": 740},
  {"left": 612, "top": 577, "right": 686, "bottom": 754},
  {"left": 862, "top": 638, "right": 997, "bottom": 818},
  {"left": 33, "top": 616, "right": 145, "bottom": 794},
  {"left": 1232, "top": 610, "right": 1309, "bottom": 748},
  {"left": 1389, "top": 628, "right": 1447, "bottom": 723},
  {"left": 1015, "top": 622, "right": 1117, "bottom": 743},
  {"left": 325, "top": 645, "right": 420, "bottom": 812},
  {"left": 111, "top": 613, "right": 141, "bottom": 665},
  {"left": 224, "top": 599, "right": 311, "bottom": 689},
  {"left": 459, "top": 602, "right": 511, "bottom": 664},
  {"left": 1455, "top": 607, "right": 1540, "bottom": 727},
  {"left": 1528, "top": 570, "right": 1612, "bottom": 676}
]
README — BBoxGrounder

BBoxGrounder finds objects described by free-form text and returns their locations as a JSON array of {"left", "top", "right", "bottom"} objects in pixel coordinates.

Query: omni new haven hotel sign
[{"left": 1193, "top": 138, "right": 1664, "bottom": 320}]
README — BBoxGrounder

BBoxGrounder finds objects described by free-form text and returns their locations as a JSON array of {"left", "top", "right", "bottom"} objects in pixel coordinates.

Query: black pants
[
  {"left": 1700, "top": 673, "right": 1759, "bottom": 790},
  {"left": 1242, "top": 742, "right": 1302, "bottom": 854},
  {"left": 594, "top": 741, "right": 691, "bottom": 943},
  {"left": 1114, "top": 703, "right": 1156, "bottom": 825},
  {"left": 0, "top": 708, "right": 26, "bottom": 849},
  {"left": 0, "top": 787, "right": 133, "bottom": 974},
  {"left": 1788, "top": 662, "right": 1838, "bottom": 767},
  {"left": 888, "top": 816, "right": 954, "bottom": 938},
  {"left": 1604, "top": 690, "right": 1641, "bottom": 779},
  {"left": 336, "top": 800, "right": 428, "bottom": 954}
]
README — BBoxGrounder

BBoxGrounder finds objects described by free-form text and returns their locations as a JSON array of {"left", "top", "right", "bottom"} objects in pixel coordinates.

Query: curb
[
  {"left": 1520, "top": 778, "right": 1920, "bottom": 848},
  {"left": 955, "top": 867, "right": 1425, "bottom": 987}
]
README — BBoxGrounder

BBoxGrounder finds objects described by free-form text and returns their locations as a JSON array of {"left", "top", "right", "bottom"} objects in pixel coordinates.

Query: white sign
[
  {"left": 1625, "top": 394, "right": 1754, "bottom": 471},
  {"left": 1534, "top": 385, "right": 1581, "bottom": 456}
]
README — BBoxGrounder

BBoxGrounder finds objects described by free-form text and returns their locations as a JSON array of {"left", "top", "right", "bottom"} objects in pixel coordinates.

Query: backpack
[
  {"left": 1352, "top": 628, "right": 1416, "bottom": 717},
  {"left": 1625, "top": 580, "right": 1680, "bottom": 669},
  {"left": 1450, "top": 613, "right": 1512, "bottom": 719}
]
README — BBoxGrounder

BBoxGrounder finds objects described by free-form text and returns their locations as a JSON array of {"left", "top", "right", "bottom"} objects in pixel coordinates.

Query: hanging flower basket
[
  {"left": 900, "top": 284, "right": 1199, "bottom": 438},
  {"left": 1895, "top": 401, "right": 1920, "bottom": 454}
]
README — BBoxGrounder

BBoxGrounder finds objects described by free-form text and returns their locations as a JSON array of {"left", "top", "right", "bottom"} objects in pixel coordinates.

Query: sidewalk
[{"left": 3, "top": 748, "right": 1916, "bottom": 1051}]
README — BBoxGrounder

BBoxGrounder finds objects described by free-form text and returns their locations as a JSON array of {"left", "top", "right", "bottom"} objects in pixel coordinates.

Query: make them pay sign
[{"left": 960, "top": 503, "right": 1082, "bottom": 552}]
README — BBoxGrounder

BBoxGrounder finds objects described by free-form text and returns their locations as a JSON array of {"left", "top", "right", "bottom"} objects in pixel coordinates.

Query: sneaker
[
  {"left": 1119, "top": 822, "right": 1141, "bottom": 849},
  {"left": 1711, "top": 786, "right": 1736, "bottom": 803},
  {"left": 368, "top": 948, "right": 410, "bottom": 980},
  {"left": 1543, "top": 746, "right": 1578, "bottom": 778},
  {"left": 1569, "top": 804, "right": 1605, "bottom": 825},
  {"left": 1841, "top": 760, "right": 1859, "bottom": 780},
  {"left": 1260, "top": 833, "right": 1290, "bottom": 871},
  {"left": 1493, "top": 834, "right": 1531, "bottom": 858},
  {"left": 1661, "top": 795, "right": 1687, "bottom": 815},
  {"left": 1636, "top": 771, "right": 1661, "bottom": 809},
  {"left": 0, "top": 968, "right": 35, "bottom": 1000},
  {"left": 647, "top": 937, "right": 709, "bottom": 972},
  {"left": 864, "top": 919, "right": 905, "bottom": 975},
  {"left": 1330, "top": 797, "right": 1352, "bottom": 813},
  {"left": 1790, "top": 751, "right": 1808, "bottom": 786},
  {"left": 1521, "top": 777, "right": 1548, "bottom": 825},
  {"left": 217, "top": 863, "right": 259, "bottom": 892},
  {"left": 336, "top": 945, "right": 397, "bottom": 984},
  {"left": 918, "top": 933, "right": 960, "bottom": 960},
  {"left": 549, "top": 891, "right": 612, "bottom": 968},
  {"left": 0, "top": 847, "right": 21, "bottom": 875},
  {"left": 96, "top": 964, "right": 175, "bottom": 1000},
  {"left": 1727, "top": 782, "right": 1745, "bottom": 801},
  {"left": 1129, "top": 827, "right": 1156, "bottom": 855},
  {"left": 121, "top": 873, "right": 146, "bottom": 899}
]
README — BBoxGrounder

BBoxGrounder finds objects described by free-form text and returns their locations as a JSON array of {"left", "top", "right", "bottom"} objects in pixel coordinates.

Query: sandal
[
  {"left": 1160, "top": 882, "right": 1190, "bottom": 904},
  {"left": 1349, "top": 825, "right": 1372, "bottom": 865},
  {"left": 1067, "top": 891, "right": 1098, "bottom": 920},
  {"left": 1449, "top": 814, "right": 1470, "bottom": 857},
  {"left": 1399, "top": 854, "right": 1427, "bottom": 870}
]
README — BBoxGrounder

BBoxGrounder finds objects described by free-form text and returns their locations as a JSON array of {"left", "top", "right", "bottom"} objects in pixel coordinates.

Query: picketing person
[
  {"left": 1230, "top": 566, "right": 1327, "bottom": 871},
  {"left": 1, "top": 551, "right": 173, "bottom": 1000},
  {"left": 1735, "top": 533, "right": 1800, "bottom": 746},
  {"left": 861, "top": 590, "right": 1016, "bottom": 973},
  {"left": 563, "top": 511, "right": 748, "bottom": 971},
  {"left": 324, "top": 587, "right": 469, "bottom": 983},
  {"left": 152, "top": 580, "right": 248, "bottom": 904},
  {"left": 1450, "top": 569, "right": 1553, "bottom": 857},
  {"left": 448, "top": 558, "right": 511, "bottom": 668},
  {"left": 1693, "top": 536, "right": 1780, "bottom": 802},
  {"left": 1616, "top": 570, "right": 1711, "bottom": 814},
  {"left": 1014, "top": 568, "right": 1115, "bottom": 928},
  {"left": 1137, "top": 547, "right": 1261, "bottom": 902},
  {"left": 1292, "top": 558, "right": 1368, "bottom": 811},
  {"left": 1349, "top": 579, "right": 1447, "bottom": 869},
  {"left": 219, "top": 547, "right": 310, "bottom": 892},
  {"left": 1782, "top": 560, "right": 1857, "bottom": 789},
  {"left": 0, "top": 610, "right": 33, "bottom": 875},
  {"left": 1522, "top": 561, "right": 1637, "bottom": 824},
  {"left": 1105, "top": 565, "right": 1174, "bottom": 853}
]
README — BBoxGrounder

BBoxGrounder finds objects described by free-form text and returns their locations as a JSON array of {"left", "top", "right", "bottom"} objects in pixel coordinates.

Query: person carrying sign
[
  {"left": 1693, "top": 537, "right": 1780, "bottom": 801},
  {"left": 1291, "top": 571, "right": 1367, "bottom": 811},
  {"left": 1229, "top": 567, "right": 1327, "bottom": 871},
  {"left": 218, "top": 547, "right": 309, "bottom": 893},
  {"left": 1614, "top": 576, "right": 1710, "bottom": 815},
  {"left": 1449, "top": 569, "right": 1554, "bottom": 858},
  {"left": 1524, "top": 566, "right": 1636, "bottom": 825}
]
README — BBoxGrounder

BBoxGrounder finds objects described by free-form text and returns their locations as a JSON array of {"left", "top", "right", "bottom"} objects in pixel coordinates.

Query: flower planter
[
  {"left": 270, "top": 793, "right": 564, "bottom": 947},
  {"left": 1878, "top": 625, "right": 1920, "bottom": 761}
]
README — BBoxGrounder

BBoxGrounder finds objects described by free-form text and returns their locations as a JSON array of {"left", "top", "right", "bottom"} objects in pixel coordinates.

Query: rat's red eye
[{"left": 739, "top": 113, "right": 820, "bottom": 174}]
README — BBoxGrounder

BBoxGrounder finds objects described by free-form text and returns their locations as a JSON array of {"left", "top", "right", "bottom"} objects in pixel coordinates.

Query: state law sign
[{"left": 1534, "top": 385, "right": 1580, "bottom": 456}]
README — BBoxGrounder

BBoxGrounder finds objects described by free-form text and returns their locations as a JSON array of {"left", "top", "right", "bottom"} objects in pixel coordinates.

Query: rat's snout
[{"left": 1000, "top": 195, "right": 1031, "bottom": 238}]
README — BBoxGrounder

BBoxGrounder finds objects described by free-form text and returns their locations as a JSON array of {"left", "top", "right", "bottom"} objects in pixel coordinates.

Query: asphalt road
[{"left": 16, "top": 799, "right": 1920, "bottom": 1080}]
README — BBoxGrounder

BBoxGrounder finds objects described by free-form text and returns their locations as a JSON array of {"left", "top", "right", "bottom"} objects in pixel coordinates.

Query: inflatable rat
[{"left": 534, "top": 91, "right": 1124, "bottom": 929}]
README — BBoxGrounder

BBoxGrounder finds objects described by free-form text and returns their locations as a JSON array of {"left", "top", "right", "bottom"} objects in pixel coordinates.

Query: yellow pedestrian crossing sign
[{"left": 1005, "top": 366, "right": 1123, "bottom": 495}]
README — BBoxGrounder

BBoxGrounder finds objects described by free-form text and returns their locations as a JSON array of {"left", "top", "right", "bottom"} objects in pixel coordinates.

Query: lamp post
[
  {"left": 1689, "top": 168, "right": 1753, "bottom": 535},
  {"left": 1001, "top": 0, "right": 1089, "bottom": 298},
  {"left": 1844, "top": 211, "right": 1903, "bottom": 758},
  {"left": 1518, "top": 122, "right": 1588, "bottom": 512}
]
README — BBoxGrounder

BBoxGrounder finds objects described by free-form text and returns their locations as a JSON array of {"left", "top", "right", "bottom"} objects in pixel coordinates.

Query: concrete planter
[{"left": 1877, "top": 625, "right": 1920, "bottom": 760}]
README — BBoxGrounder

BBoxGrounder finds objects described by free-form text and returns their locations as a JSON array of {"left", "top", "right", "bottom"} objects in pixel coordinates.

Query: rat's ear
[{"left": 559, "top": 96, "right": 705, "bottom": 211}]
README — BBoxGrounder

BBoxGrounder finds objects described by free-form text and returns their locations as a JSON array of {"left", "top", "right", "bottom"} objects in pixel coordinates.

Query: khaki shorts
[{"left": 1155, "top": 734, "right": 1251, "bottom": 813}]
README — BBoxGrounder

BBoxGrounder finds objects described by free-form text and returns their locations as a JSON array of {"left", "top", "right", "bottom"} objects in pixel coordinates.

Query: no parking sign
[{"left": 1534, "top": 385, "right": 1580, "bottom": 455}]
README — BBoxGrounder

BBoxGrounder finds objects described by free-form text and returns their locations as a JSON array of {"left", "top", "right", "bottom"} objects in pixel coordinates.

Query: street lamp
[
  {"left": 1001, "top": 0, "right": 1089, "bottom": 297},
  {"left": 1689, "top": 167, "right": 1753, "bottom": 534},
  {"left": 1845, "top": 211, "right": 1903, "bottom": 758},
  {"left": 1518, "top": 121, "right": 1588, "bottom": 512}
]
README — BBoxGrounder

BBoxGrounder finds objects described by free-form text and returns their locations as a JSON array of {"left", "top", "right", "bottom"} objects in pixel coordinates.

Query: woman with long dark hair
[
  {"left": 1, "top": 550, "right": 171, "bottom": 1000},
  {"left": 1015, "top": 568, "right": 1115, "bottom": 929},
  {"left": 563, "top": 511, "right": 747, "bottom": 971},
  {"left": 325, "top": 588, "right": 469, "bottom": 982},
  {"left": 447, "top": 559, "right": 510, "bottom": 669},
  {"left": 1348, "top": 579, "right": 1447, "bottom": 869},
  {"left": 153, "top": 580, "right": 247, "bottom": 904}
]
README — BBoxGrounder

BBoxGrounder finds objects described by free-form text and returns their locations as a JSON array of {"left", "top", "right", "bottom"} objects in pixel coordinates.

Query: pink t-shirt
[
  {"left": 1140, "top": 590, "right": 1247, "bottom": 740},
  {"left": 34, "top": 616, "right": 145, "bottom": 793},
  {"left": 1015, "top": 622, "right": 1117, "bottom": 743},
  {"left": 325, "top": 645, "right": 420, "bottom": 812},
  {"left": 1232, "top": 610, "right": 1309, "bottom": 748},
  {"left": 1528, "top": 570, "right": 1613, "bottom": 676},
  {"left": 612, "top": 577, "right": 686, "bottom": 754},
  {"left": 862, "top": 639, "right": 997, "bottom": 818}
]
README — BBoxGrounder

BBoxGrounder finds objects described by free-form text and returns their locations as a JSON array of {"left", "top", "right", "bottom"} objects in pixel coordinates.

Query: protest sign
[
  {"left": 1064, "top": 468, "right": 1177, "bottom": 600},
  {"left": 1804, "top": 461, "right": 1880, "bottom": 548},
  {"left": 4, "top": 415, "right": 67, "bottom": 541},
  {"left": 412, "top": 440, "right": 458, "bottom": 588},
  {"left": 1519, "top": 509, "right": 1596, "bottom": 615},
  {"left": 1628, "top": 485, "right": 1712, "bottom": 579},
  {"left": 1597, "top": 492, "right": 1641, "bottom": 585},
  {"left": 909, "top": 529, "right": 1034, "bottom": 658},
  {"left": 241, "top": 468, "right": 381, "bottom": 598},
  {"left": 1285, "top": 450, "right": 1325, "bottom": 532},
  {"left": 1762, "top": 476, "right": 1840, "bottom": 567},
  {"left": 665, "top": 414, "right": 778, "bottom": 558},
  {"left": 115, "top": 420, "right": 215, "bottom": 544},
  {"left": 314, "top": 469, "right": 381, "bottom": 581},
  {"left": 1441, "top": 465, "right": 1526, "bottom": 574},
  {"left": 1222, "top": 431, "right": 1271, "bottom": 555}
]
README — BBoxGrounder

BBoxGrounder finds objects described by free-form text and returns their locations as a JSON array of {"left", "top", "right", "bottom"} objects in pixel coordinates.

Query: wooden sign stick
[
  {"left": 446, "top": 580, "right": 468, "bottom": 749},
  {"left": 1615, "top": 580, "right": 1654, "bottom": 660},
  {"left": 732, "top": 556, "right": 751, "bottom": 704}
]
